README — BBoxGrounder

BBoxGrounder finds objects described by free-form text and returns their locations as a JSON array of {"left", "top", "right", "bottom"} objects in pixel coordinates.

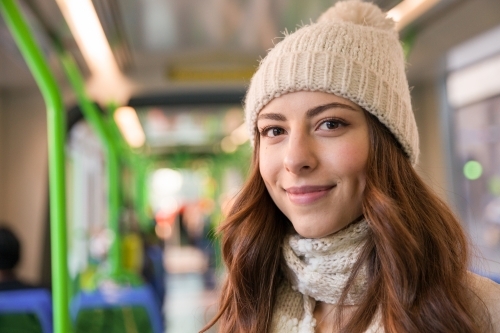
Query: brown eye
[
  {"left": 268, "top": 128, "right": 284, "bottom": 137},
  {"left": 318, "top": 119, "right": 347, "bottom": 131},
  {"left": 260, "top": 127, "right": 285, "bottom": 137},
  {"left": 324, "top": 121, "right": 340, "bottom": 129}
]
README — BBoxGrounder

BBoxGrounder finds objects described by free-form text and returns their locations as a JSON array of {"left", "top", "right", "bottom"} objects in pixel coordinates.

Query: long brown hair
[{"left": 201, "top": 111, "right": 490, "bottom": 333}]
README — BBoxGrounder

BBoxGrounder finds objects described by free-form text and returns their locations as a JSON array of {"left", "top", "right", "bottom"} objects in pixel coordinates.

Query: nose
[{"left": 283, "top": 131, "right": 318, "bottom": 174}]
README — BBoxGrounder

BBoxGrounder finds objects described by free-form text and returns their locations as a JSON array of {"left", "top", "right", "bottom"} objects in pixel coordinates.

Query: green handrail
[
  {"left": 0, "top": 1, "right": 71, "bottom": 332},
  {"left": 58, "top": 52, "right": 123, "bottom": 277},
  {"left": 135, "top": 159, "right": 151, "bottom": 229},
  {"left": 105, "top": 105, "right": 153, "bottom": 231}
]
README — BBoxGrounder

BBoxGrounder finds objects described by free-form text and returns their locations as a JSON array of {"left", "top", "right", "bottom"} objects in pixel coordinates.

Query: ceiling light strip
[
  {"left": 387, "top": 0, "right": 441, "bottom": 31},
  {"left": 114, "top": 106, "right": 146, "bottom": 148},
  {"left": 55, "top": 0, "right": 120, "bottom": 77}
]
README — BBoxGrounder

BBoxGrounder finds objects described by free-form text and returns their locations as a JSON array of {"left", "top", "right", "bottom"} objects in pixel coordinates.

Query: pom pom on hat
[{"left": 317, "top": 0, "right": 395, "bottom": 31}]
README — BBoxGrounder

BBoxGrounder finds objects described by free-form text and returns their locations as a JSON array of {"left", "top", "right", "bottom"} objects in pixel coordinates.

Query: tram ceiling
[
  {"left": 2, "top": 0, "right": 497, "bottom": 107},
  {"left": 108, "top": 0, "right": 407, "bottom": 84},
  {"left": 0, "top": 0, "right": 410, "bottom": 90}
]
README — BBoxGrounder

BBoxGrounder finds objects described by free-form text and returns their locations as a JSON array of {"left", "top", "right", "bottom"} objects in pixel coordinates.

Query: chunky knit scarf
[{"left": 270, "top": 219, "right": 383, "bottom": 333}]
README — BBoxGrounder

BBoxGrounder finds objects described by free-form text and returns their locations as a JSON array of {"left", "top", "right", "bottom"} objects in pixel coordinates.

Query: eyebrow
[
  {"left": 306, "top": 102, "right": 359, "bottom": 117},
  {"left": 257, "top": 102, "right": 359, "bottom": 121}
]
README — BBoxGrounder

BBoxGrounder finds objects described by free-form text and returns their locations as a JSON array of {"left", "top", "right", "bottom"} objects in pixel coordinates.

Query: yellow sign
[{"left": 166, "top": 63, "right": 256, "bottom": 82}]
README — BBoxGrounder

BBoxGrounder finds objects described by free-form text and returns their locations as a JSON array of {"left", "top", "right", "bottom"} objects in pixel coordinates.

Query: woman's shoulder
[{"left": 467, "top": 272, "right": 500, "bottom": 332}]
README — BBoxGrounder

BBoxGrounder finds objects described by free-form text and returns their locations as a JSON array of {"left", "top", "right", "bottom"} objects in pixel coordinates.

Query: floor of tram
[{"left": 163, "top": 246, "right": 219, "bottom": 333}]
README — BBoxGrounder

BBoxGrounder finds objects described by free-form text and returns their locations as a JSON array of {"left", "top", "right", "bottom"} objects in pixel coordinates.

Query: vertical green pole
[
  {"left": 136, "top": 160, "right": 148, "bottom": 227},
  {"left": 0, "top": 1, "right": 72, "bottom": 332},
  {"left": 106, "top": 107, "right": 151, "bottom": 232},
  {"left": 58, "top": 53, "right": 122, "bottom": 276},
  {"left": 107, "top": 145, "right": 121, "bottom": 275},
  {"left": 134, "top": 158, "right": 150, "bottom": 230}
]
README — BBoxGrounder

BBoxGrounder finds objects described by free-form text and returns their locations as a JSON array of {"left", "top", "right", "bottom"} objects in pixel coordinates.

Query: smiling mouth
[{"left": 285, "top": 185, "right": 336, "bottom": 204}]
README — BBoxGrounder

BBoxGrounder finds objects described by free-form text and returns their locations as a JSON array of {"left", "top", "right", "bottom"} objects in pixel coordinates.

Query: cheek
[
  {"left": 327, "top": 138, "right": 369, "bottom": 175},
  {"left": 259, "top": 146, "right": 276, "bottom": 183}
]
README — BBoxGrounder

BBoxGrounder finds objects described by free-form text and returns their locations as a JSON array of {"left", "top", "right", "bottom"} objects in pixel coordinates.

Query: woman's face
[{"left": 257, "top": 91, "right": 369, "bottom": 238}]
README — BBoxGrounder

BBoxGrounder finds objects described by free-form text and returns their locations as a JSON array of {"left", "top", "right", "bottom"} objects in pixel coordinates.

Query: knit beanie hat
[{"left": 245, "top": 0, "right": 419, "bottom": 164}]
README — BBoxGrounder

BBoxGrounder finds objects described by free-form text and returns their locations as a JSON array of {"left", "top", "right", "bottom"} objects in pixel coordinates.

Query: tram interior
[{"left": 1, "top": 0, "right": 500, "bottom": 332}]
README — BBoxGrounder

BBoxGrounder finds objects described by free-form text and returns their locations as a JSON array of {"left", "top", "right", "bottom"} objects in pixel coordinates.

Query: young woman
[{"left": 202, "top": 1, "right": 500, "bottom": 332}]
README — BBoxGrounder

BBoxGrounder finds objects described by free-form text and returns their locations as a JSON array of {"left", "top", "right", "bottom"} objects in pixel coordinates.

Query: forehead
[{"left": 258, "top": 91, "right": 362, "bottom": 116}]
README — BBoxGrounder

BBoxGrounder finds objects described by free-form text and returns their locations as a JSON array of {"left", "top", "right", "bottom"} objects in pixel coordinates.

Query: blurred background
[{"left": 0, "top": 0, "right": 500, "bottom": 332}]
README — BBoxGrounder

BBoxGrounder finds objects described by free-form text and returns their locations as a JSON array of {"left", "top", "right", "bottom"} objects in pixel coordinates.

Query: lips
[{"left": 285, "top": 185, "right": 335, "bottom": 205}]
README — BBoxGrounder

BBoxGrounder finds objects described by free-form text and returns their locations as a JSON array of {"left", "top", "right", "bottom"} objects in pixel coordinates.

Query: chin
[
  {"left": 290, "top": 216, "right": 348, "bottom": 239},
  {"left": 292, "top": 224, "right": 335, "bottom": 239}
]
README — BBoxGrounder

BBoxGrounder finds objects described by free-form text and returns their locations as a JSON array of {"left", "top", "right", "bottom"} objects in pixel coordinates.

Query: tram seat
[
  {"left": 70, "top": 284, "right": 163, "bottom": 333},
  {"left": 0, "top": 288, "right": 52, "bottom": 333}
]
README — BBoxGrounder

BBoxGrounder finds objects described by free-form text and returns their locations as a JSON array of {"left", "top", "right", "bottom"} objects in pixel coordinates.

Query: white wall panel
[{"left": 3, "top": 87, "right": 47, "bottom": 283}]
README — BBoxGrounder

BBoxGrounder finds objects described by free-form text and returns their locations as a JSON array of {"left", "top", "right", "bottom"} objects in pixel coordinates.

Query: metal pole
[{"left": 0, "top": 1, "right": 71, "bottom": 332}]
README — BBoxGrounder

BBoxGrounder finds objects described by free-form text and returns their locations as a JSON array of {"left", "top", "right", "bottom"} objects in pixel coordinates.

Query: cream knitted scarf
[{"left": 270, "top": 219, "right": 383, "bottom": 333}]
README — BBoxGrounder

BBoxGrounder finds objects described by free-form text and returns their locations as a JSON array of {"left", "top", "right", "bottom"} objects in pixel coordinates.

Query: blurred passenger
[
  {"left": 201, "top": 1, "right": 500, "bottom": 332},
  {"left": 183, "top": 203, "right": 204, "bottom": 246},
  {"left": 141, "top": 225, "right": 166, "bottom": 309},
  {"left": 0, "top": 226, "right": 39, "bottom": 291},
  {"left": 183, "top": 202, "right": 217, "bottom": 289},
  {"left": 122, "top": 231, "right": 144, "bottom": 274},
  {"left": 196, "top": 201, "right": 219, "bottom": 290}
]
